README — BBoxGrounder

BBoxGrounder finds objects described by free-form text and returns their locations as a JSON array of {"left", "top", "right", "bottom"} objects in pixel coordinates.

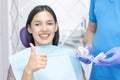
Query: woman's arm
[
  {"left": 7, "top": 65, "right": 16, "bottom": 80},
  {"left": 21, "top": 66, "right": 33, "bottom": 80}
]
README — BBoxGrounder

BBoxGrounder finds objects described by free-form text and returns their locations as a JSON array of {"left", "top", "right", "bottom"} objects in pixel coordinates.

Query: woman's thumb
[{"left": 30, "top": 43, "right": 36, "bottom": 55}]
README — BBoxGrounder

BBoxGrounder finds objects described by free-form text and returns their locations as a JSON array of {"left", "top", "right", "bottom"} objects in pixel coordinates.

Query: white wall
[{"left": 0, "top": 0, "right": 9, "bottom": 80}]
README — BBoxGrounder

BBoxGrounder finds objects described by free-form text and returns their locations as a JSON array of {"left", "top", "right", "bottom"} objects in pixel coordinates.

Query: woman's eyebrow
[
  {"left": 32, "top": 20, "right": 54, "bottom": 23},
  {"left": 47, "top": 20, "right": 54, "bottom": 22},
  {"left": 33, "top": 20, "right": 41, "bottom": 22}
]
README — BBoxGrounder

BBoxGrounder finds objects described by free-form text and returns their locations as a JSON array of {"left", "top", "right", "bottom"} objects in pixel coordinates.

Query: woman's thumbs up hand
[{"left": 25, "top": 43, "right": 47, "bottom": 74}]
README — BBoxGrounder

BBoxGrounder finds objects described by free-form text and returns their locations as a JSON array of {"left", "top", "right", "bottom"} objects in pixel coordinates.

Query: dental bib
[{"left": 9, "top": 45, "right": 83, "bottom": 80}]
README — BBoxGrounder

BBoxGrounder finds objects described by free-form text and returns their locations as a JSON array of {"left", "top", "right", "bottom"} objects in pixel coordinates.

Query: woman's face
[{"left": 28, "top": 11, "right": 58, "bottom": 46}]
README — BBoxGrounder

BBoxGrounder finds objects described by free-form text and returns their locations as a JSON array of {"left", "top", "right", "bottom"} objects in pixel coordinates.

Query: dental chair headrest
[{"left": 20, "top": 27, "right": 29, "bottom": 47}]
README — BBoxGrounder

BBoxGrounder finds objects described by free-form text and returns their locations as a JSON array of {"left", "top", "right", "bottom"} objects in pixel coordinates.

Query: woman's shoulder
[
  {"left": 10, "top": 48, "right": 31, "bottom": 58},
  {"left": 9, "top": 48, "right": 31, "bottom": 64}
]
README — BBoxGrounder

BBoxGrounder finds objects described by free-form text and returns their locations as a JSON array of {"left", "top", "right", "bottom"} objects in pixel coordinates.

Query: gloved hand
[
  {"left": 95, "top": 47, "right": 120, "bottom": 66},
  {"left": 76, "top": 46, "right": 94, "bottom": 64}
]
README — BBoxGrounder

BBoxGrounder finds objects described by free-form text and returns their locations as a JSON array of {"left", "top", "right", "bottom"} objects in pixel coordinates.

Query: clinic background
[{"left": 0, "top": 0, "right": 91, "bottom": 80}]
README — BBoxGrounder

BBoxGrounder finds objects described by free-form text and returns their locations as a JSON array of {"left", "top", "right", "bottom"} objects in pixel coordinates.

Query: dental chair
[{"left": 20, "top": 27, "right": 29, "bottom": 47}]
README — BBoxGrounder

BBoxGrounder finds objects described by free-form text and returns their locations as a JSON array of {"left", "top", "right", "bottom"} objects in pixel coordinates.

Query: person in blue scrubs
[{"left": 80, "top": 0, "right": 120, "bottom": 80}]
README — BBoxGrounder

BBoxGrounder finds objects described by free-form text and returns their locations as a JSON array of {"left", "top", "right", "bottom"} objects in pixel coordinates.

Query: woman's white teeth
[{"left": 41, "top": 34, "right": 48, "bottom": 37}]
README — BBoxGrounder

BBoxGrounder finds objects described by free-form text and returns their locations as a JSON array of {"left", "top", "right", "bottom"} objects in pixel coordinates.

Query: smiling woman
[
  {"left": 25, "top": 5, "right": 59, "bottom": 46},
  {"left": 7, "top": 5, "right": 85, "bottom": 80},
  {"left": 28, "top": 11, "right": 58, "bottom": 46}
]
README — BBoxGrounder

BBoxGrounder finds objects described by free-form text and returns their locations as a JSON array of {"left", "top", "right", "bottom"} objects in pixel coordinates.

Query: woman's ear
[{"left": 27, "top": 25, "right": 32, "bottom": 34}]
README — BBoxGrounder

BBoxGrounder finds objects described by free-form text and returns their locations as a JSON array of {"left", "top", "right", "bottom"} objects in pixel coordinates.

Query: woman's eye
[
  {"left": 35, "top": 23, "right": 40, "bottom": 26},
  {"left": 48, "top": 23, "right": 53, "bottom": 25}
]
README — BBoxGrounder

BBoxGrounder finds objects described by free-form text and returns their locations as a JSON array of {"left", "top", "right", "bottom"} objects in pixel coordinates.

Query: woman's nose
[{"left": 41, "top": 25, "right": 47, "bottom": 31}]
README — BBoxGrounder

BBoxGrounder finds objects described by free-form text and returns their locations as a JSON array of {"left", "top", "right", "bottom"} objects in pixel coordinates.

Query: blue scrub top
[{"left": 89, "top": 0, "right": 120, "bottom": 80}]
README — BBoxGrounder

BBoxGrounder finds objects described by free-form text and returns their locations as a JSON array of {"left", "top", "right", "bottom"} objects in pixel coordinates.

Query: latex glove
[
  {"left": 95, "top": 47, "right": 120, "bottom": 66},
  {"left": 76, "top": 46, "right": 93, "bottom": 64}
]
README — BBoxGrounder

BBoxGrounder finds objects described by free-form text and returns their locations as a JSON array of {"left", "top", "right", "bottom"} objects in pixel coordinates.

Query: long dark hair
[{"left": 26, "top": 5, "right": 59, "bottom": 46}]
